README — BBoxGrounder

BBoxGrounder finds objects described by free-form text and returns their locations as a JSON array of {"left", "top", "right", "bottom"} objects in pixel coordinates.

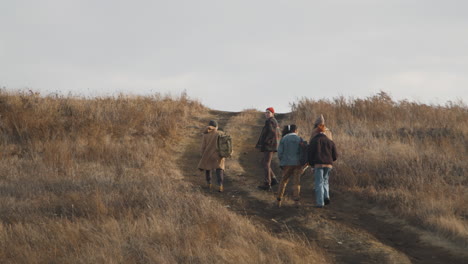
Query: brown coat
[
  {"left": 197, "top": 126, "right": 225, "bottom": 170},
  {"left": 256, "top": 117, "right": 280, "bottom": 152}
]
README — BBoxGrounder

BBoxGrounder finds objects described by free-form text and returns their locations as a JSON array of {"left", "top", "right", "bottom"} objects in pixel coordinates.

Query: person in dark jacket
[
  {"left": 256, "top": 107, "right": 280, "bottom": 191},
  {"left": 308, "top": 123, "right": 338, "bottom": 208}
]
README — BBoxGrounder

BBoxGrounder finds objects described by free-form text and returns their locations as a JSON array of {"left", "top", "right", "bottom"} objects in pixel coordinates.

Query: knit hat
[
  {"left": 314, "top": 114, "right": 325, "bottom": 127},
  {"left": 208, "top": 120, "right": 218, "bottom": 127},
  {"left": 266, "top": 107, "right": 275, "bottom": 114}
]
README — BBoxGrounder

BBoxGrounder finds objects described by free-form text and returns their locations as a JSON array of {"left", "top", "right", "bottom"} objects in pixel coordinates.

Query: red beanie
[{"left": 266, "top": 107, "right": 275, "bottom": 114}]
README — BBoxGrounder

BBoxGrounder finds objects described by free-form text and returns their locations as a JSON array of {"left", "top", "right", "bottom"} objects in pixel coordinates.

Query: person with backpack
[
  {"left": 308, "top": 122, "right": 339, "bottom": 208},
  {"left": 255, "top": 107, "right": 280, "bottom": 191},
  {"left": 197, "top": 120, "right": 226, "bottom": 192},
  {"left": 276, "top": 124, "right": 306, "bottom": 207}
]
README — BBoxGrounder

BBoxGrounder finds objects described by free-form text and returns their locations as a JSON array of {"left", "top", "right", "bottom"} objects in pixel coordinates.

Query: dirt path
[{"left": 179, "top": 110, "right": 467, "bottom": 264}]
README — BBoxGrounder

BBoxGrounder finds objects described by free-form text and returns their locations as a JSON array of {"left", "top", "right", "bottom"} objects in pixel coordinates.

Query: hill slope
[{"left": 179, "top": 109, "right": 467, "bottom": 264}]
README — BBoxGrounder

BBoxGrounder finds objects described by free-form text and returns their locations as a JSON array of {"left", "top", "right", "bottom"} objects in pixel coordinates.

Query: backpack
[
  {"left": 298, "top": 139, "right": 308, "bottom": 166},
  {"left": 217, "top": 132, "right": 233, "bottom": 158}
]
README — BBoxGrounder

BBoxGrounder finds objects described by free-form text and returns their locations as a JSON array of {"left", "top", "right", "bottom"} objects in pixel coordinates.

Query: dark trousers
[
  {"left": 262, "top": 151, "right": 277, "bottom": 186},
  {"left": 205, "top": 169, "right": 224, "bottom": 186}
]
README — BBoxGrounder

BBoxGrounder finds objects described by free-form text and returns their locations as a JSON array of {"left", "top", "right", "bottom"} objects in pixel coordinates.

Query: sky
[{"left": 1, "top": 0, "right": 467, "bottom": 113}]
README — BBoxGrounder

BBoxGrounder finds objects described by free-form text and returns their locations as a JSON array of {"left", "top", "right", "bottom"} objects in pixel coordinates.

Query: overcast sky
[{"left": 1, "top": 0, "right": 467, "bottom": 112}]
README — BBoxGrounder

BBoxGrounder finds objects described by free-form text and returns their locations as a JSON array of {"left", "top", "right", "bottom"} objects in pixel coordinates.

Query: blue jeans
[{"left": 314, "top": 167, "right": 331, "bottom": 206}]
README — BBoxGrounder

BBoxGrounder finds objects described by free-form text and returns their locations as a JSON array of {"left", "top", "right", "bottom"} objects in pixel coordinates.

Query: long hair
[{"left": 316, "top": 124, "right": 326, "bottom": 133}]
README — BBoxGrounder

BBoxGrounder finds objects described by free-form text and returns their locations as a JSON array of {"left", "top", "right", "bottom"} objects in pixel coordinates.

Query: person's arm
[
  {"left": 256, "top": 126, "right": 266, "bottom": 149},
  {"left": 278, "top": 138, "right": 285, "bottom": 161},
  {"left": 331, "top": 141, "right": 338, "bottom": 161},
  {"left": 296, "top": 137, "right": 303, "bottom": 157},
  {"left": 265, "top": 118, "right": 279, "bottom": 147},
  {"left": 268, "top": 118, "right": 281, "bottom": 141},
  {"left": 307, "top": 140, "right": 316, "bottom": 166}
]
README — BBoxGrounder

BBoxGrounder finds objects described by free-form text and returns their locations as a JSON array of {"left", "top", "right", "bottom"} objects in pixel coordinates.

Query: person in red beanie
[{"left": 255, "top": 107, "right": 280, "bottom": 191}]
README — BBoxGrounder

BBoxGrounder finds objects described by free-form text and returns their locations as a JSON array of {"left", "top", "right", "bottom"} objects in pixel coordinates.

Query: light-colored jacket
[
  {"left": 278, "top": 133, "right": 302, "bottom": 166},
  {"left": 197, "top": 126, "right": 225, "bottom": 170}
]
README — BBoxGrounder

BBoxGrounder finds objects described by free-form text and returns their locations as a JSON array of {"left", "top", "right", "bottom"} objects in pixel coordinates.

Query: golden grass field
[
  {"left": 0, "top": 90, "right": 466, "bottom": 263},
  {"left": 291, "top": 92, "right": 468, "bottom": 247},
  {"left": 0, "top": 90, "right": 327, "bottom": 263}
]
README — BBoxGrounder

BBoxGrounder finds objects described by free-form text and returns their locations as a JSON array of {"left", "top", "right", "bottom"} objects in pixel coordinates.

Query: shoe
[
  {"left": 277, "top": 198, "right": 282, "bottom": 208},
  {"left": 208, "top": 183, "right": 212, "bottom": 191},
  {"left": 257, "top": 185, "right": 272, "bottom": 191},
  {"left": 294, "top": 200, "right": 301, "bottom": 208},
  {"left": 315, "top": 205, "right": 324, "bottom": 208},
  {"left": 219, "top": 185, "right": 224, "bottom": 193},
  {"left": 271, "top": 178, "right": 278, "bottom": 186},
  {"left": 324, "top": 198, "right": 330, "bottom": 205}
]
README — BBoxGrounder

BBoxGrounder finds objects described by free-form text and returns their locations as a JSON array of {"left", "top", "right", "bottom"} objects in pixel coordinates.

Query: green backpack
[{"left": 217, "top": 132, "right": 233, "bottom": 158}]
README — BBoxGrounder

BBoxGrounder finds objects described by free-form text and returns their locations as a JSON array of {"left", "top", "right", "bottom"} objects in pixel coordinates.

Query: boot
[
  {"left": 271, "top": 178, "right": 278, "bottom": 186},
  {"left": 277, "top": 198, "right": 282, "bottom": 208},
  {"left": 219, "top": 185, "right": 224, "bottom": 193},
  {"left": 257, "top": 185, "right": 272, "bottom": 191}
]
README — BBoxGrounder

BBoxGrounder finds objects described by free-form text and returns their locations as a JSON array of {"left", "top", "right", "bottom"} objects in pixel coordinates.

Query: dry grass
[
  {"left": 0, "top": 90, "right": 327, "bottom": 263},
  {"left": 291, "top": 92, "right": 468, "bottom": 246}
]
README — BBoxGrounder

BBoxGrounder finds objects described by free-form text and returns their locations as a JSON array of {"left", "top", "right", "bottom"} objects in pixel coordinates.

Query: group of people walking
[{"left": 197, "top": 107, "right": 338, "bottom": 208}]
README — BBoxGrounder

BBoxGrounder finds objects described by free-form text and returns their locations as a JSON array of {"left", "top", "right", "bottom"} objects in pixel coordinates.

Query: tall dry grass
[
  {"left": 0, "top": 90, "right": 327, "bottom": 263},
  {"left": 291, "top": 92, "right": 468, "bottom": 246}
]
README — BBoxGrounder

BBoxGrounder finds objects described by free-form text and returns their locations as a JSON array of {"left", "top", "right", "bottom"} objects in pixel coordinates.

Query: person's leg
[
  {"left": 216, "top": 169, "right": 224, "bottom": 192},
  {"left": 291, "top": 166, "right": 302, "bottom": 201},
  {"left": 205, "top": 170, "right": 212, "bottom": 190},
  {"left": 216, "top": 169, "right": 224, "bottom": 186},
  {"left": 262, "top": 152, "right": 274, "bottom": 186},
  {"left": 323, "top": 167, "right": 331, "bottom": 204},
  {"left": 205, "top": 170, "right": 212, "bottom": 184},
  {"left": 268, "top": 152, "right": 278, "bottom": 184},
  {"left": 277, "top": 167, "right": 292, "bottom": 204},
  {"left": 314, "top": 168, "right": 325, "bottom": 207},
  {"left": 268, "top": 152, "right": 278, "bottom": 185}
]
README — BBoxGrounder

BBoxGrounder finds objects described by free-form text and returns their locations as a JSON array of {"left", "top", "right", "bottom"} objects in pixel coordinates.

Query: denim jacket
[{"left": 278, "top": 133, "right": 302, "bottom": 166}]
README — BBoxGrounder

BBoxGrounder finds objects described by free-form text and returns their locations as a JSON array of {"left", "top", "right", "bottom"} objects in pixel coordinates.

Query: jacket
[
  {"left": 256, "top": 117, "right": 280, "bottom": 152},
  {"left": 308, "top": 133, "right": 338, "bottom": 166},
  {"left": 309, "top": 127, "right": 333, "bottom": 142},
  {"left": 197, "top": 126, "right": 225, "bottom": 170},
  {"left": 278, "top": 133, "right": 302, "bottom": 166}
]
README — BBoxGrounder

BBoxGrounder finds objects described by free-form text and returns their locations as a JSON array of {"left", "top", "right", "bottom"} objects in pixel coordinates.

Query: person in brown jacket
[
  {"left": 255, "top": 107, "right": 280, "bottom": 191},
  {"left": 197, "top": 120, "right": 225, "bottom": 192}
]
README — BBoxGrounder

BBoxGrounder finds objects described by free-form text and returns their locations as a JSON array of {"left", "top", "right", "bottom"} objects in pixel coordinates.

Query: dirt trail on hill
[{"left": 179, "top": 110, "right": 467, "bottom": 264}]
